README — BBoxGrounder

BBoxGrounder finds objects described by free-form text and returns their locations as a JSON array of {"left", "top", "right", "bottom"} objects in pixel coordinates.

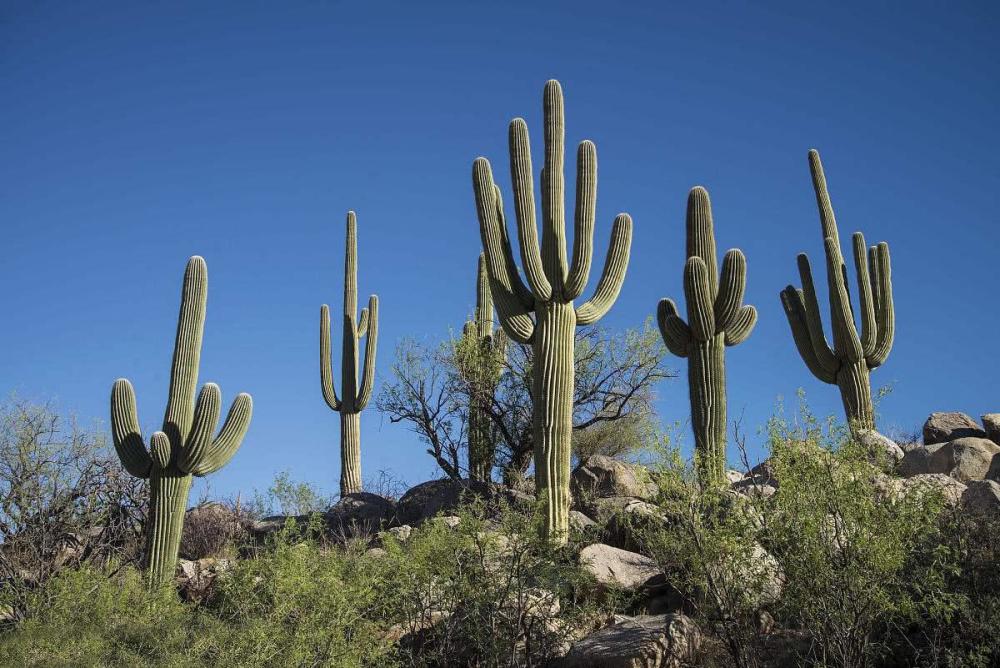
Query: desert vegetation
[{"left": 3, "top": 78, "right": 999, "bottom": 667}]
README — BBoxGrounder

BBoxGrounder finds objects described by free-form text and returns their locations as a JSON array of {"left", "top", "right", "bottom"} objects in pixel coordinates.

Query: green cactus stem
[
  {"left": 110, "top": 256, "right": 253, "bottom": 589},
  {"left": 657, "top": 187, "right": 757, "bottom": 487},
  {"left": 472, "top": 80, "right": 632, "bottom": 543},
  {"left": 321, "top": 211, "right": 379, "bottom": 496},
  {"left": 461, "top": 254, "right": 508, "bottom": 482},
  {"left": 780, "top": 149, "right": 894, "bottom": 431}
]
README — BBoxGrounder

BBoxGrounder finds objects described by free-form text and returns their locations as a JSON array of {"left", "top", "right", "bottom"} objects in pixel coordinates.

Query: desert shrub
[
  {"left": 251, "top": 470, "right": 334, "bottom": 516},
  {"left": 179, "top": 500, "right": 255, "bottom": 560}
]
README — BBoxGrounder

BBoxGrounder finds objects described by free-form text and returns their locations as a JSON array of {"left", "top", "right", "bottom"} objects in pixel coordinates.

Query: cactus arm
[
  {"left": 867, "top": 242, "right": 894, "bottom": 367},
  {"left": 191, "top": 393, "right": 253, "bottom": 476},
  {"left": 685, "top": 187, "right": 719, "bottom": 297},
  {"left": 508, "top": 119, "right": 553, "bottom": 301},
  {"left": 358, "top": 307, "right": 369, "bottom": 339},
  {"left": 493, "top": 185, "right": 535, "bottom": 310},
  {"left": 715, "top": 249, "right": 747, "bottom": 332},
  {"left": 796, "top": 254, "right": 841, "bottom": 374},
  {"left": 824, "top": 237, "right": 864, "bottom": 363},
  {"left": 344, "top": 212, "right": 358, "bottom": 319},
  {"left": 564, "top": 140, "right": 597, "bottom": 301},
  {"left": 808, "top": 149, "right": 842, "bottom": 246},
  {"left": 724, "top": 305, "right": 757, "bottom": 346},
  {"left": 540, "top": 80, "right": 569, "bottom": 294},
  {"left": 110, "top": 379, "right": 152, "bottom": 478},
  {"left": 852, "top": 232, "right": 877, "bottom": 356},
  {"left": 683, "top": 257, "right": 716, "bottom": 341},
  {"left": 149, "top": 431, "right": 172, "bottom": 470},
  {"left": 657, "top": 298, "right": 691, "bottom": 357},
  {"left": 575, "top": 213, "right": 632, "bottom": 326},
  {"left": 319, "top": 305, "right": 342, "bottom": 411},
  {"left": 473, "top": 158, "right": 536, "bottom": 343},
  {"left": 177, "top": 383, "right": 221, "bottom": 473},
  {"left": 355, "top": 295, "right": 379, "bottom": 410},
  {"left": 162, "top": 256, "right": 207, "bottom": 449},
  {"left": 475, "top": 254, "right": 494, "bottom": 337},
  {"left": 780, "top": 287, "right": 838, "bottom": 383}
]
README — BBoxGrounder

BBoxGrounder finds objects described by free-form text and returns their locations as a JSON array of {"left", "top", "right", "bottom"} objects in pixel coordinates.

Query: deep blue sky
[{"left": 2, "top": 2, "right": 998, "bottom": 499}]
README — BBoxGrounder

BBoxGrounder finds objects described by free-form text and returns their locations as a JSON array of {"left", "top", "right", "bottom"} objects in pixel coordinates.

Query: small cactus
[
  {"left": 472, "top": 80, "right": 632, "bottom": 543},
  {"left": 780, "top": 149, "right": 894, "bottom": 431},
  {"left": 321, "top": 211, "right": 379, "bottom": 496},
  {"left": 110, "top": 256, "right": 252, "bottom": 589},
  {"left": 460, "top": 254, "right": 508, "bottom": 481},
  {"left": 658, "top": 187, "right": 757, "bottom": 487}
]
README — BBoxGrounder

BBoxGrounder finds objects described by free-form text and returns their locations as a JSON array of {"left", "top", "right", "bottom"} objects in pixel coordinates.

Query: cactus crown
[
  {"left": 110, "top": 256, "right": 253, "bottom": 479},
  {"left": 471, "top": 80, "right": 633, "bottom": 342},
  {"left": 321, "top": 211, "right": 380, "bottom": 414},
  {"left": 779, "top": 150, "right": 895, "bottom": 383},
  {"left": 657, "top": 187, "right": 758, "bottom": 356}
]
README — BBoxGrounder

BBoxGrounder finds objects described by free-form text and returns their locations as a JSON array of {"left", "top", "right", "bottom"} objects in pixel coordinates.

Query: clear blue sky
[{"left": 2, "top": 2, "right": 998, "bottom": 500}]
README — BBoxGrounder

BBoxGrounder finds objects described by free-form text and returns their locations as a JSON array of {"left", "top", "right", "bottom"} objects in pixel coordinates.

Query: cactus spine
[
  {"left": 321, "top": 211, "right": 379, "bottom": 496},
  {"left": 780, "top": 150, "right": 894, "bottom": 431},
  {"left": 110, "top": 256, "right": 252, "bottom": 589},
  {"left": 462, "top": 254, "right": 507, "bottom": 481},
  {"left": 657, "top": 188, "right": 757, "bottom": 487},
  {"left": 472, "top": 80, "right": 632, "bottom": 543}
]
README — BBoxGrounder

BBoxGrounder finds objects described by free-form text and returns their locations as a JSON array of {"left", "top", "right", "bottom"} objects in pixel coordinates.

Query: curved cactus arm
[
  {"left": 150, "top": 431, "right": 172, "bottom": 470},
  {"left": 796, "top": 254, "right": 840, "bottom": 374},
  {"left": 685, "top": 187, "right": 719, "bottom": 297},
  {"left": 824, "top": 237, "right": 864, "bottom": 363},
  {"left": 110, "top": 379, "right": 152, "bottom": 478},
  {"left": 508, "top": 118, "right": 552, "bottom": 301},
  {"left": 564, "top": 140, "right": 597, "bottom": 301},
  {"left": 867, "top": 242, "right": 894, "bottom": 367},
  {"left": 358, "top": 307, "right": 370, "bottom": 339},
  {"left": 575, "top": 213, "right": 632, "bottom": 326},
  {"left": 319, "top": 305, "right": 342, "bottom": 411},
  {"left": 715, "top": 249, "right": 747, "bottom": 332},
  {"left": 473, "top": 158, "right": 536, "bottom": 343},
  {"left": 177, "top": 383, "right": 221, "bottom": 473},
  {"left": 683, "top": 257, "right": 715, "bottom": 341},
  {"left": 781, "top": 288, "right": 838, "bottom": 383},
  {"left": 191, "top": 393, "right": 253, "bottom": 476},
  {"left": 850, "top": 232, "right": 877, "bottom": 356},
  {"left": 724, "top": 305, "right": 757, "bottom": 346},
  {"left": 657, "top": 298, "right": 691, "bottom": 357},
  {"left": 355, "top": 295, "right": 379, "bottom": 410},
  {"left": 540, "top": 79, "right": 569, "bottom": 294},
  {"left": 493, "top": 185, "right": 535, "bottom": 310},
  {"left": 163, "top": 256, "right": 207, "bottom": 448}
]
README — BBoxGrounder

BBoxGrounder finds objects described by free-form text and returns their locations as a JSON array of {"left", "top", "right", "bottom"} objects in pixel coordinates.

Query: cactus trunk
[
  {"left": 340, "top": 411, "right": 362, "bottom": 495},
  {"left": 837, "top": 361, "right": 874, "bottom": 431},
  {"left": 688, "top": 335, "right": 727, "bottom": 486},
  {"left": 146, "top": 469, "right": 193, "bottom": 588},
  {"left": 533, "top": 301, "right": 576, "bottom": 541}
]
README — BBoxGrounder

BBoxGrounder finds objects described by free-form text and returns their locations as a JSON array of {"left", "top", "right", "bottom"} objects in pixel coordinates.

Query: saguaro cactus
[
  {"left": 321, "top": 211, "right": 379, "bottom": 496},
  {"left": 110, "top": 256, "right": 252, "bottom": 589},
  {"left": 780, "top": 149, "right": 894, "bottom": 431},
  {"left": 657, "top": 187, "right": 757, "bottom": 487},
  {"left": 472, "top": 80, "right": 632, "bottom": 542},
  {"left": 460, "top": 254, "right": 507, "bottom": 481}
]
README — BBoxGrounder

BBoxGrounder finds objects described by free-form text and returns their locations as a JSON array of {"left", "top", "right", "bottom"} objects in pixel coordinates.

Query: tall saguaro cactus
[
  {"left": 461, "top": 254, "right": 507, "bottom": 481},
  {"left": 472, "top": 80, "right": 633, "bottom": 543},
  {"left": 321, "top": 211, "right": 379, "bottom": 496},
  {"left": 657, "top": 187, "right": 757, "bottom": 487},
  {"left": 110, "top": 256, "right": 253, "bottom": 589},
  {"left": 780, "top": 149, "right": 894, "bottom": 431}
]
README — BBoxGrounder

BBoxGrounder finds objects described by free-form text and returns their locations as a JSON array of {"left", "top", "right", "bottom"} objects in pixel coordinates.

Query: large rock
[
  {"left": 395, "top": 479, "right": 531, "bottom": 526},
  {"left": 926, "top": 437, "right": 1000, "bottom": 482},
  {"left": 982, "top": 414, "right": 1000, "bottom": 446},
  {"left": 583, "top": 496, "right": 648, "bottom": 525},
  {"left": 180, "top": 502, "right": 242, "bottom": 559},
  {"left": 572, "top": 455, "right": 657, "bottom": 502},
  {"left": 962, "top": 480, "right": 1000, "bottom": 516},
  {"left": 923, "top": 412, "right": 985, "bottom": 445},
  {"left": 894, "top": 474, "right": 967, "bottom": 507},
  {"left": 326, "top": 492, "right": 396, "bottom": 537},
  {"left": 603, "top": 500, "right": 669, "bottom": 551},
  {"left": 558, "top": 613, "right": 700, "bottom": 668},
  {"left": 855, "top": 430, "right": 905, "bottom": 464},
  {"left": 896, "top": 443, "right": 945, "bottom": 478},
  {"left": 580, "top": 543, "right": 663, "bottom": 592},
  {"left": 175, "top": 557, "right": 230, "bottom": 602}
]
